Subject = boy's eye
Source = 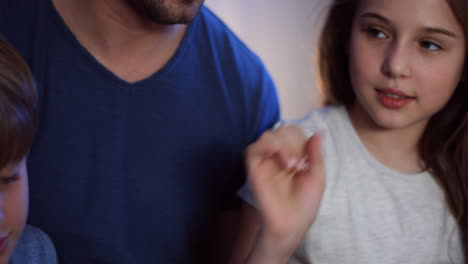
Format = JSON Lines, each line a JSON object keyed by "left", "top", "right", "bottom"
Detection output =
{"left": 420, "top": 40, "right": 442, "bottom": 51}
{"left": 366, "top": 27, "right": 388, "bottom": 39}
{"left": 0, "top": 174, "right": 19, "bottom": 185}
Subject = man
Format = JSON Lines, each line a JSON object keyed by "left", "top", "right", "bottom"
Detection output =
{"left": 0, "top": 0, "right": 280, "bottom": 263}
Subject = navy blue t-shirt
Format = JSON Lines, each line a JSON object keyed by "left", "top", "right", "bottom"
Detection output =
{"left": 0, "top": 0, "right": 280, "bottom": 263}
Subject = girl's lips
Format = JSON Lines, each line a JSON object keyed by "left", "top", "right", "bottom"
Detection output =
{"left": 375, "top": 88, "right": 414, "bottom": 109}
{"left": 0, "top": 236, "right": 8, "bottom": 256}
{"left": 376, "top": 87, "right": 414, "bottom": 98}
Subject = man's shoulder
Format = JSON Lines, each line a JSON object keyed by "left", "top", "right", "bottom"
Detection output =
{"left": 0, "top": 0, "right": 44, "bottom": 61}
{"left": 0, "top": 0, "right": 42, "bottom": 25}
{"left": 196, "top": 6, "right": 236, "bottom": 37}
{"left": 194, "top": 6, "right": 262, "bottom": 65}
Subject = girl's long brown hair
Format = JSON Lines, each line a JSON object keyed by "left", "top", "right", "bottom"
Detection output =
{"left": 0, "top": 35, "right": 37, "bottom": 168}
{"left": 318, "top": 0, "right": 468, "bottom": 262}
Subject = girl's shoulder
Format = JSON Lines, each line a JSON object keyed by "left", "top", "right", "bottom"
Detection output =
{"left": 283, "top": 105, "right": 346, "bottom": 137}
{"left": 10, "top": 225, "right": 58, "bottom": 264}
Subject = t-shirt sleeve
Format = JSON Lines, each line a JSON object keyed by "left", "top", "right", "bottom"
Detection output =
{"left": 11, "top": 225, "right": 58, "bottom": 264}
{"left": 235, "top": 73, "right": 280, "bottom": 206}
{"left": 34, "top": 227, "right": 58, "bottom": 264}
{"left": 248, "top": 67, "right": 281, "bottom": 141}
{"left": 222, "top": 50, "right": 281, "bottom": 210}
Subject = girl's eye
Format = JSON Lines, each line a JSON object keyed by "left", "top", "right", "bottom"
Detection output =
{"left": 366, "top": 27, "right": 388, "bottom": 39}
{"left": 420, "top": 40, "right": 442, "bottom": 51}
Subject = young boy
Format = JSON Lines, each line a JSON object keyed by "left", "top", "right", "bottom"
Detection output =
{"left": 0, "top": 35, "right": 57, "bottom": 264}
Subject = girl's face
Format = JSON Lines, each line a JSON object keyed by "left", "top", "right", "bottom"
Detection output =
{"left": 348, "top": 0, "right": 466, "bottom": 132}
{"left": 0, "top": 158, "right": 28, "bottom": 263}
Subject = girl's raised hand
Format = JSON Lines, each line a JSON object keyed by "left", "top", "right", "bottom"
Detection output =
{"left": 245, "top": 125, "right": 325, "bottom": 256}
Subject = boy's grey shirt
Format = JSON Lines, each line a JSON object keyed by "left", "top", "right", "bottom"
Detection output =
{"left": 10, "top": 225, "right": 57, "bottom": 264}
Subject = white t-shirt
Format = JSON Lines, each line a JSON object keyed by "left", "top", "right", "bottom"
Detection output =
{"left": 239, "top": 106, "right": 463, "bottom": 264}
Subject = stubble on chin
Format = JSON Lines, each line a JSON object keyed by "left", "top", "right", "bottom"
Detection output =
{"left": 126, "top": 0, "right": 204, "bottom": 25}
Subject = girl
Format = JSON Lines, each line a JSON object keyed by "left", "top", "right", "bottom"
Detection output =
{"left": 231, "top": 0, "right": 468, "bottom": 263}
{"left": 0, "top": 35, "right": 57, "bottom": 264}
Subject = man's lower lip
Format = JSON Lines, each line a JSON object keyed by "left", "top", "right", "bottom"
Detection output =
{"left": 376, "top": 91, "right": 413, "bottom": 109}
{"left": 0, "top": 236, "right": 8, "bottom": 256}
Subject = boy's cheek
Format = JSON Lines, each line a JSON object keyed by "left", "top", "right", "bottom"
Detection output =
{"left": 1, "top": 176, "right": 29, "bottom": 262}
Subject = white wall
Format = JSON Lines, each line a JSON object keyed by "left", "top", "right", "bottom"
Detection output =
{"left": 206, "top": 0, "right": 329, "bottom": 119}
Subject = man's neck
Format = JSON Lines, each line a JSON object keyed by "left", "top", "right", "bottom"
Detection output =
{"left": 52, "top": 0, "right": 188, "bottom": 83}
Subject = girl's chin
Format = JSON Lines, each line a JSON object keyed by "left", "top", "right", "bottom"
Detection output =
{"left": 370, "top": 113, "right": 428, "bottom": 132}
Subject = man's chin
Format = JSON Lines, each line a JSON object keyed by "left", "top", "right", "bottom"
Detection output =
{"left": 152, "top": 11, "right": 199, "bottom": 24}
{"left": 128, "top": 0, "right": 204, "bottom": 25}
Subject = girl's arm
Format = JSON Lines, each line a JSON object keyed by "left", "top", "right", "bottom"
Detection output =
{"left": 229, "top": 203, "right": 293, "bottom": 264}
{"left": 228, "top": 202, "right": 262, "bottom": 264}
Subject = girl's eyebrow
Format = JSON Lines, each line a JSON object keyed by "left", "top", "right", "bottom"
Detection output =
{"left": 359, "top": 12, "right": 390, "bottom": 24}
{"left": 424, "top": 28, "right": 457, "bottom": 39}
{"left": 359, "top": 12, "right": 458, "bottom": 39}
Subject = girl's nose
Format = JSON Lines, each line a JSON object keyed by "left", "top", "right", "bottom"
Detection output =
{"left": 381, "top": 42, "right": 412, "bottom": 79}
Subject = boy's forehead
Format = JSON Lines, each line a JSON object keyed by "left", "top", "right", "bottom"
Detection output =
{"left": 0, "top": 159, "right": 24, "bottom": 175}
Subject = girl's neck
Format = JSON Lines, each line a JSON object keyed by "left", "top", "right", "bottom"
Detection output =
{"left": 347, "top": 104, "right": 427, "bottom": 174}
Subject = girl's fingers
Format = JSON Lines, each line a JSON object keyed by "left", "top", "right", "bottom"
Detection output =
{"left": 301, "top": 133, "right": 325, "bottom": 196}
{"left": 306, "top": 133, "right": 324, "bottom": 175}
{"left": 247, "top": 125, "right": 308, "bottom": 171}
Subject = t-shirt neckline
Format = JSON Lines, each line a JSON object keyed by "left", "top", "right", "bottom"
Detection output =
{"left": 46, "top": 0, "right": 198, "bottom": 87}
{"left": 337, "top": 106, "right": 428, "bottom": 179}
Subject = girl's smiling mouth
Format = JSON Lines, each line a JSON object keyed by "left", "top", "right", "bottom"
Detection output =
{"left": 375, "top": 88, "right": 415, "bottom": 109}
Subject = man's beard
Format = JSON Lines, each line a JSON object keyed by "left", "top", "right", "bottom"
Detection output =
{"left": 127, "top": 0, "right": 204, "bottom": 24}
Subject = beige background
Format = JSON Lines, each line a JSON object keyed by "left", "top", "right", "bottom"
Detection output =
{"left": 206, "top": 0, "right": 330, "bottom": 119}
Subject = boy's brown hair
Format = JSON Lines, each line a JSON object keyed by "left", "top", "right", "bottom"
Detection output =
{"left": 0, "top": 35, "right": 37, "bottom": 168}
